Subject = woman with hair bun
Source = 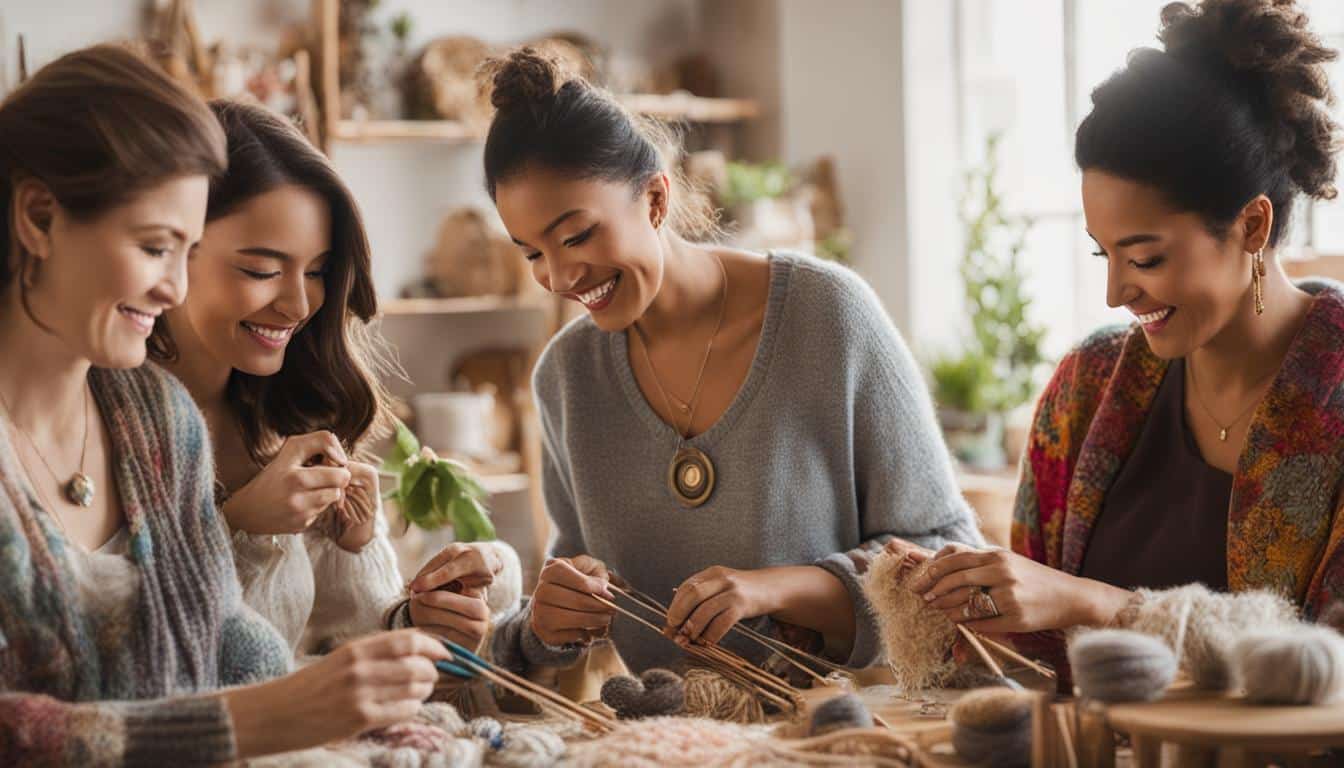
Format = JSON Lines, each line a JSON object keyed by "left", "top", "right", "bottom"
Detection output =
{"left": 913, "top": 0, "right": 1344, "bottom": 672}
{"left": 479, "top": 48, "right": 983, "bottom": 677}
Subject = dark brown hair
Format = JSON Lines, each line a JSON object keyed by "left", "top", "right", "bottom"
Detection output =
{"left": 149, "top": 100, "right": 397, "bottom": 464}
{"left": 0, "top": 44, "right": 227, "bottom": 322}
{"left": 480, "top": 47, "right": 717, "bottom": 239}
{"left": 1076, "top": 0, "right": 1339, "bottom": 247}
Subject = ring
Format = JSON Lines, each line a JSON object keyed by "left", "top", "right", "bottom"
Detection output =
{"left": 969, "top": 586, "right": 1000, "bottom": 619}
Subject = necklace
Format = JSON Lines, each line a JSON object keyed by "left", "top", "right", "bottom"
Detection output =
{"left": 0, "top": 381, "right": 96, "bottom": 507}
{"left": 1186, "top": 357, "right": 1276, "bottom": 442}
{"left": 633, "top": 252, "right": 728, "bottom": 508}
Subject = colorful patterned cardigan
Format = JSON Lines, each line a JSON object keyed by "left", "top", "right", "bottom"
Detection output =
{"left": 0, "top": 364, "right": 292, "bottom": 766}
{"left": 1011, "top": 280, "right": 1344, "bottom": 677}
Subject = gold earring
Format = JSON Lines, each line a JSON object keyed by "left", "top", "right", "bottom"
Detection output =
{"left": 1252, "top": 248, "right": 1266, "bottom": 316}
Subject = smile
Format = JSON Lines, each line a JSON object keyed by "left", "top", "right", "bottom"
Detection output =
{"left": 574, "top": 275, "right": 619, "bottom": 310}
{"left": 241, "top": 321, "right": 296, "bottom": 349}
{"left": 118, "top": 304, "right": 159, "bottom": 335}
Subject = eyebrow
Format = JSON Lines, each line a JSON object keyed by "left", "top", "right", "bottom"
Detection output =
{"left": 132, "top": 224, "right": 187, "bottom": 243}
{"left": 510, "top": 209, "right": 584, "bottom": 248}
{"left": 236, "top": 247, "right": 291, "bottom": 261}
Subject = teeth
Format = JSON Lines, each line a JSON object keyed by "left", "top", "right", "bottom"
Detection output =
{"left": 120, "top": 306, "right": 156, "bottom": 321}
{"left": 1136, "top": 307, "right": 1173, "bottom": 325}
{"left": 243, "top": 322, "right": 293, "bottom": 341}
{"left": 579, "top": 277, "right": 617, "bottom": 306}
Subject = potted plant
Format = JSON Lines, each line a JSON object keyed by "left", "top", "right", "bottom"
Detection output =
{"left": 381, "top": 420, "right": 496, "bottom": 541}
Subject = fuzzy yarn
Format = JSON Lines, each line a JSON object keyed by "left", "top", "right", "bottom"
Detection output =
{"left": 862, "top": 551, "right": 958, "bottom": 692}
{"left": 809, "top": 693, "right": 873, "bottom": 736}
{"left": 600, "top": 668, "right": 686, "bottom": 719}
{"left": 1068, "top": 629, "right": 1176, "bottom": 703}
{"left": 682, "top": 667, "right": 766, "bottom": 723}
{"left": 1234, "top": 624, "right": 1344, "bottom": 705}
{"left": 1122, "top": 584, "right": 1298, "bottom": 689}
{"left": 948, "top": 688, "right": 1033, "bottom": 768}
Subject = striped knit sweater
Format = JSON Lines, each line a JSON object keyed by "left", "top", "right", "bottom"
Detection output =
{"left": 0, "top": 364, "right": 292, "bottom": 766}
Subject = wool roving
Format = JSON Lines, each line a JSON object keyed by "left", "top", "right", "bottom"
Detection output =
{"left": 1234, "top": 624, "right": 1344, "bottom": 705}
{"left": 600, "top": 668, "right": 686, "bottom": 719}
{"left": 1068, "top": 629, "right": 1176, "bottom": 702}
{"left": 862, "top": 550, "right": 958, "bottom": 692}
{"left": 948, "top": 688, "right": 1033, "bottom": 768}
{"left": 808, "top": 693, "right": 874, "bottom": 736}
{"left": 682, "top": 667, "right": 767, "bottom": 723}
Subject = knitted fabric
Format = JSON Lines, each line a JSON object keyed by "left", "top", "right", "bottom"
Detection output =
{"left": 1011, "top": 281, "right": 1344, "bottom": 683}
{"left": 0, "top": 364, "right": 291, "bottom": 765}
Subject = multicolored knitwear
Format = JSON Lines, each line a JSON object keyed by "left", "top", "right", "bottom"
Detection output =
{"left": 0, "top": 364, "right": 292, "bottom": 766}
{"left": 1011, "top": 280, "right": 1344, "bottom": 680}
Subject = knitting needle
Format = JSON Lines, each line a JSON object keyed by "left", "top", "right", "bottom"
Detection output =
{"left": 441, "top": 640, "right": 614, "bottom": 731}
{"left": 956, "top": 625, "right": 1024, "bottom": 691}
{"left": 974, "top": 632, "right": 1056, "bottom": 680}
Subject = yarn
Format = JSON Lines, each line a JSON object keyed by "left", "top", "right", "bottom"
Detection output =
{"left": 948, "top": 688, "right": 1033, "bottom": 768}
{"left": 1234, "top": 624, "right": 1344, "bottom": 705}
{"left": 600, "top": 668, "right": 686, "bottom": 719}
{"left": 467, "top": 717, "right": 504, "bottom": 748}
{"left": 1068, "top": 629, "right": 1176, "bottom": 703}
{"left": 809, "top": 693, "right": 874, "bottom": 736}
{"left": 682, "top": 667, "right": 767, "bottom": 723}
{"left": 418, "top": 702, "right": 469, "bottom": 736}
{"left": 1122, "top": 584, "right": 1298, "bottom": 690}
{"left": 862, "top": 550, "right": 958, "bottom": 692}
{"left": 488, "top": 724, "right": 567, "bottom": 768}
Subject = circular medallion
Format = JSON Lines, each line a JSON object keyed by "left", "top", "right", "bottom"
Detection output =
{"left": 65, "top": 473, "right": 95, "bottom": 507}
{"left": 667, "top": 446, "right": 715, "bottom": 508}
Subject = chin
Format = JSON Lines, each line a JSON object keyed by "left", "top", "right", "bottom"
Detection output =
{"left": 236, "top": 354, "right": 285, "bottom": 378}
{"left": 91, "top": 342, "right": 149, "bottom": 370}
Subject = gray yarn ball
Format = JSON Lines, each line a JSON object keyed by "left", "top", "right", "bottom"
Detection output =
{"left": 1069, "top": 629, "right": 1176, "bottom": 703}
{"left": 809, "top": 693, "right": 874, "bottom": 736}
{"left": 1235, "top": 625, "right": 1344, "bottom": 705}
{"left": 949, "top": 688, "right": 1033, "bottom": 768}
{"left": 600, "top": 668, "right": 686, "bottom": 719}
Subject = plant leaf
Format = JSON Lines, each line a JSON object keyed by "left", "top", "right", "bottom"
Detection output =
{"left": 451, "top": 495, "right": 496, "bottom": 542}
{"left": 383, "top": 420, "right": 421, "bottom": 475}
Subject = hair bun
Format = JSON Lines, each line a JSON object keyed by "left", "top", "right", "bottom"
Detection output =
{"left": 1159, "top": 0, "right": 1339, "bottom": 199}
{"left": 481, "top": 47, "right": 569, "bottom": 120}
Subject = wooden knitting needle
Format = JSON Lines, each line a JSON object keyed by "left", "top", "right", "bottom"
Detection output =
{"left": 974, "top": 632, "right": 1056, "bottom": 680}
{"left": 956, "top": 624, "right": 1005, "bottom": 678}
{"left": 442, "top": 640, "right": 614, "bottom": 731}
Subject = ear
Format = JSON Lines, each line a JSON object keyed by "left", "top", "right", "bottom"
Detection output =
{"left": 11, "top": 177, "right": 57, "bottom": 261}
{"left": 1238, "top": 194, "right": 1274, "bottom": 255}
{"left": 643, "top": 173, "right": 671, "bottom": 230}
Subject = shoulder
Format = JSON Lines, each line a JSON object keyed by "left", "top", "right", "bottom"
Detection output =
{"left": 532, "top": 314, "right": 608, "bottom": 415}
{"left": 772, "top": 250, "right": 888, "bottom": 322}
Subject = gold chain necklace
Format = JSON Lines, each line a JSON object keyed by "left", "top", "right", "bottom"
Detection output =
{"left": 0, "top": 381, "right": 96, "bottom": 506}
{"left": 1186, "top": 358, "right": 1276, "bottom": 442}
{"left": 633, "top": 252, "right": 728, "bottom": 507}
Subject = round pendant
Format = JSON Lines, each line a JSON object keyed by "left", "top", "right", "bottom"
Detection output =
{"left": 65, "top": 473, "right": 95, "bottom": 507}
{"left": 667, "top": 446, "right": 715, "bottom": 508}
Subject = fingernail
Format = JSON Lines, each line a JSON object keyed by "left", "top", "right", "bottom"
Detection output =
{"left": 924, "top": 592, "right": 936, "bottom": 602}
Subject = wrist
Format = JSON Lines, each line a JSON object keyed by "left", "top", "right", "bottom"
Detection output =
{"left": 1072, "top": 576, "right": 1133, "bottom": 628}
{"left": 222, "top": 681, "right": 298, "bottom": 758}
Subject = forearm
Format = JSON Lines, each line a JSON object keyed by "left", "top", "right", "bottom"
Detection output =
{"left": 1073, "top": 576, "right": 1141, "bottom": 629}
{"left": 759, "top": 565, "right": 856, "bottom": 654}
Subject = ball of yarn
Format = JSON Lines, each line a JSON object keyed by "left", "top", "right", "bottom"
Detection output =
{"left": 1069, "top": 629, "right": 1176, "bottom": 703}
{"left": 809, "top": 693, "right": 874, "bottom": 736}
{"left": 467, "top": 716, "right": 504, "bottom": 748}
{"left": 600, "top": 668, "right": 686, "bottom": 719}
{"left": 861, "top": 550, "right": 958, "bottom": 692}
{"left": 949, "top": 688, "right": 1033, "bottom": 768}
{"left": 492, "top": 723, "right": 568, "bottom": 768}
{"left": 1235, "top": 624, "right": 1344, "bottom": 705}
{"left": 682, "top": 667, "right": 766, "bottom": 723}
{"left": 416, "top": 702, "right": 467, "bottom": 736}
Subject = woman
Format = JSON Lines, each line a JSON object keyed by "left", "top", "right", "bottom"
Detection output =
{"left": 0, "top": 45, "right": 447, "bottom": 764}
{"left": 151, "top": 100, "right": 521, "bottom": 656}
{"left": 481, "top": 49, "right": 983, "bottom": 676}
{"left": 912, "top": 0, "right": 1344, "bottom": 674}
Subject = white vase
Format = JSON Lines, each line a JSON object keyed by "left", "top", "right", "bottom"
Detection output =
{"left": 412, "top": 392, "right": 494, "bottom": 459}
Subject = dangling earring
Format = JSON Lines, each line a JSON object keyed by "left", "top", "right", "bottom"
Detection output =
{"left": 1252, "top": 248, "right": 1266, "bottom": 316}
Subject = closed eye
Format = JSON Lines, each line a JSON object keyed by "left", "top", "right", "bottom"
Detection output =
{"left": 563, "top": 224, "right": 597, "bottom": 248}
{"left": 239, "top": 267, "right": 280, "bottom": 280}
{"left": 141, "top": 245, "right": 171, "bottom": 258}
{"left": 1130, "top": 255, "right": 1166, "bottom": 270}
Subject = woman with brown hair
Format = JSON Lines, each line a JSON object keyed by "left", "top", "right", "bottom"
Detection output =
{"left": 0, "top": 45, "right": 450, "bottom": 764}
{"left": 151, "top": 100, "right": 521, "bottom": 656}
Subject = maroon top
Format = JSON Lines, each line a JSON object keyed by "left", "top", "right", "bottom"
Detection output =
{"left": 1080, "top": 358, "right": 1231, "bottom": 591}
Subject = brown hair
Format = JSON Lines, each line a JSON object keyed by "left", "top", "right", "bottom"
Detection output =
{"left": 148, "top": 100, "right": 397, "bottom": 464}
{"left": 480, "top": 47, "right": 718, "bottom": 240}
{"left": 0, "top": 43, "right": 227, "bottom": 322}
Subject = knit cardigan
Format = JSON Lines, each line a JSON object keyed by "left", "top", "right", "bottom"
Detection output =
{"left": 0, "top": 364, "right": 292, "bottom": 766}
{"left": 1012, "top": 280, "right": 1344, "bottom": 672}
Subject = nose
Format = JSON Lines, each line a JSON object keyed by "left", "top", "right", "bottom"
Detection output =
{"left": 545, "top": 252, "right": 587, "bottom": 295}
{"left": 1104, "top": 257, "right": 1136, "bottom": 309}
{"left": 152, "top": 249, "right": 190, "bottom": 307}
{"left": 274, "top": 272, "right": 311, "bottom": 322}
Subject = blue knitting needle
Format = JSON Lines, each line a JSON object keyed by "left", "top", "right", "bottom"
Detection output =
{"left": 435, "top": 659, "right": 476, "bottom": 679}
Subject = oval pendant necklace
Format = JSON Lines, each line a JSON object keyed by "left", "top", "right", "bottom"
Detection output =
{"left": 0, "top": 380, "right": 96, "bottom": 509}
{"left": 634, "top": 253, "right": 728, "bottom": 508}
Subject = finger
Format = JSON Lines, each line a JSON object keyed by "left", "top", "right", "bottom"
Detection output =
{"left": 360, "top": 629, "right": 451, "bottom": 662}
{"left": 569, "top": 554, "right": 609, "bottom": 582}
{"left": 700, "top": 607, "right": 743, "bottom": 646}
{"left": 540, "top": 558, "right": 613, "bottom": 600}
{"left": 355, "top": 657, "right": 441, "bottom": 687}
{"left": 416, "top": 624, "right": 487, "bottom": 651}
{"left": 412, "top": 549, "right": 494, "bottom": 593}
{"left": 928, "top": 585, "right": 977, "bottom": 610}
{"left": 346, "top": 461, "right": 379, "bottom": 485}
{"left": 297, "top": 466, "right": 353, "bottom": 491}
{"left": 923, "top": 565, "right": 1003, "bottom": 602}
{"left": 666, "top": 572, "right": 728, "bottom": 630}
{"left": 282, "top": 431, "right": 349, "bottom": 467}
{"left": 532, "top": 603, "right": 614, "bottom": 634}
{"left": 908, "top": 550, "right": 997, "bottom": 592}
{"left": 533, "top": 583, "right": 617, "bottom": 616}
{"left": 412, "top": 590, "right": 490, "bottom": 622}
{"left": 678, "top": 590, "right": 735, "bottom": 642}
{"left": 301, "top": 487, "right": 345, "bottom": 515}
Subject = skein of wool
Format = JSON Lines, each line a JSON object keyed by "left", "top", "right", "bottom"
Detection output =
{"left": 809, "top": 693, "right": 874, "bottom": 736}
{"left": 1234, "top": 624, "right": 1344, "bottom": 705}
{"left": 487, "top": 725, "right": 567, "bottom": 768}
{"left": 563, "top": 717, "right": 774, "bottom": 768}
{"left": 1068, "top": 629, "right": 1176, "bottom": 702}
{"left": 948, "top": 688, "right": 1034, "bottom": 768}
{"left": 1121, "top": 584, "right": 1298, "bottom": 689}
{"left": 600, "top": 668, "right": 686, "bottom": 719}
{"left": 682, "top": 667, "right": 767, "bottom": 723}
{"left": 862, "top": 550, "right": 958, "bottom": 692}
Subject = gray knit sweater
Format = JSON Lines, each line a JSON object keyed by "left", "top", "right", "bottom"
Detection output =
{"left": 493, "top": 251, "right": 983, "bottom": 675}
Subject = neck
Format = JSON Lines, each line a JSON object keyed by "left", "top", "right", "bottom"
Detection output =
{"left": 0, "top": 289, "right": 91, "bottom": 442}
{"left": 637, "top": 235, "right": 724, "bottom": 340}
{"left": 1189, "top": 257, "right": 1312, "bottom": 393}
{"left": 158, "top": 310, "right": 232, "bottom": 414}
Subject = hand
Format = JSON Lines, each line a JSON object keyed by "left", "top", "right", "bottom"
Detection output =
{"left": 408, "top": 542, "right": 503, "bottom": 594}
{"left": 222, "top": 431, "right": 350, "bottom": 536}
{"left": 529, "top": 555, "right": 615, "bottom": 646}
{"left": 907, "top": 544, "right": 1131, "bottom": 633}
{"left": 664, "top": 566, "right": 773, "bottom": 647}
{"left": 224, "top": 629, "right": 448, "bottom": 758}
{"left": 408, "top": 585, "right": 491, "bottom": 652}
{"left": 334, "top": 461, "right": 380, "bottom": 552}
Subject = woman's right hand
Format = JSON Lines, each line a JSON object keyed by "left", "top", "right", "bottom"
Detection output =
{"left": 221, "top": 431, "right": 351, "bottom": 536}
{"left": 529, "top": 555, "right": 616, "bottom": 646}
{"left": 224, "top": 629, "right": 449, "bottom": 758}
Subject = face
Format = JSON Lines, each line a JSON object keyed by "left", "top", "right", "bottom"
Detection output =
{"left": 169, "top": 184, "right": 330, "bottom": 376}
{"left": 494, "top": 167, "right": 666, "bottom": 332}
{"left": 16, "top": 175, "right": 209, "bottom": 369}
{"left": 1081, "top": 170, "right": 1266, "bottom": 359}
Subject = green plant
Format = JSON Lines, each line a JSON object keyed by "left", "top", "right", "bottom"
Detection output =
{"left": 721, "top": 161, "right": 794, "bottom": 207}
{"left": 929, "top": 349, "right": 995, "bottom": 415}
{"left": 382, "top": 421, "right": 496, "bottom": 540}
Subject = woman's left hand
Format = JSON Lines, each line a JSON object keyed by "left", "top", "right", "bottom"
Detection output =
{"left": 334, "top": 462, "right": 380, "bottom": 552}
{"left": 664, "top": 566, "right": 773, "bottom": 646}
{"left": 907, "top": 544, "right": 1130, "bottom": 633}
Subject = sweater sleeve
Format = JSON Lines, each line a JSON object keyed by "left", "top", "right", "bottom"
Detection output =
{"left": 810, "top": 269, "right": 984, "bottom": 668}
{"left": 300, "top": 505, "right": 405, "bottom": 654}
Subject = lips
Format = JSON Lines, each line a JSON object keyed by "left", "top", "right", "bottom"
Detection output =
{"left": 118, "top": 304, "right": 158, "bottom": 335}
{"left": 241, "top": 321, "right": 297, "bottom": 350}
{"left": 569, "top": 275, "right": 619, "bottom": 311}
{"left": 1133, "top": 306, "right": 1175, "bottom": 333}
